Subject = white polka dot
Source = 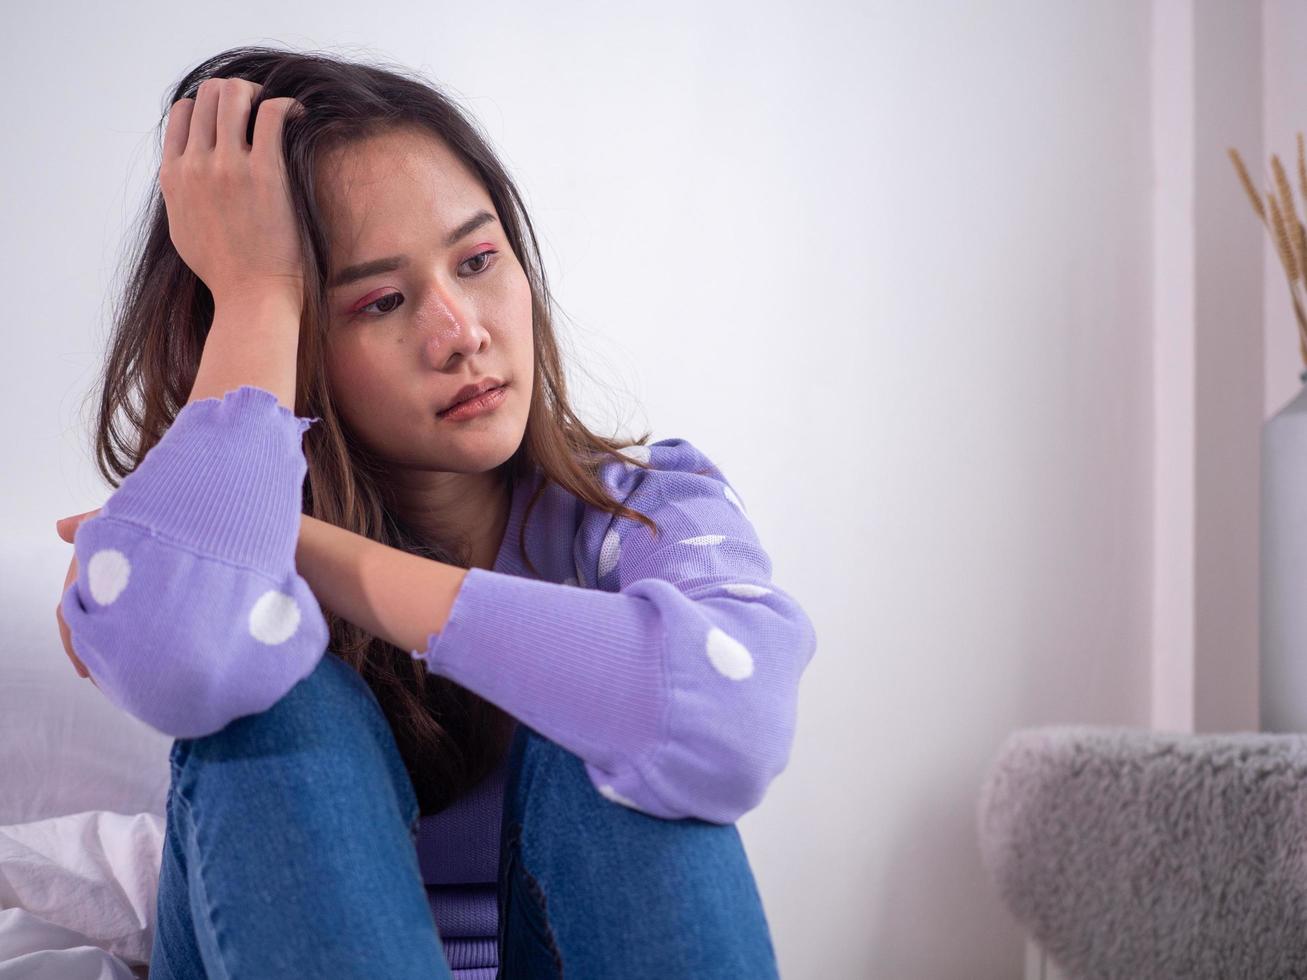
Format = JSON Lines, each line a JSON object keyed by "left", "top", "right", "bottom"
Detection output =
{"left": 598, "top": 527, "right": 621, "bottom": 579}
{"left": 705, "top": 627, "right": 754, "bottom": 680}
{"left": 248, "top": 590, "right": 301, "bottom": 645}
{"left": 87, "top": 549, "right": 130, "bottom": 605}
{"left": 616, "top": 444, "right": 652, "bottom": 466}
{"left": 598, "top": 783, "right": 641, "bottom": 809}
{"left": 723, "top": 484, "right": 747, "bottom": 514}
{"left": 720, "top": 583, "right": 773, "bottom": 598}
{"left": 680, "top": 534, "right": 726, "bottom": 546}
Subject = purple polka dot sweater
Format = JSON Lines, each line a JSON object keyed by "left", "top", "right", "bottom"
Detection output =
{"left": 60, "top": 384, "right": 818, "bottom": 825}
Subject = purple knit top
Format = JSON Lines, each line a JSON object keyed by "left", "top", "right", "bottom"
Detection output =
{"left": 59, "top": 384, "right": 818, "bottom": 970}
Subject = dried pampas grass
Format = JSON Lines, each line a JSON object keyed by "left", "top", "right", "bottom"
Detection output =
{"left": 1229, "top": 138, "right": 1307, "bottom": 367}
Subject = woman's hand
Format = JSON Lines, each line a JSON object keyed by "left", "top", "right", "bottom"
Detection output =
{"left": 159, "top": 77, "right": 306, "bottom": 307}
{"left": 55, "top": 508, "right": 102, "bottom": 687}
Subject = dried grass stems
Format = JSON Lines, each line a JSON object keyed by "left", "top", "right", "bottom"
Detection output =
{"left": 1230, "top": 137, "right": 1307, "bottom": 367}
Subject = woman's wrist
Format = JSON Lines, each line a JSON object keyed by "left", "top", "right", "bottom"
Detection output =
{"left": 188, "top": 290, "right": 303, "bottom": 412}
{"left": 295, "top": 513, "right": 469, "bottom": 653}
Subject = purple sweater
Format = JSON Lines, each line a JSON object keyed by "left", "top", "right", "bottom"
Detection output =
{"left": 60, "top": 384, "right": 817, "bottom": 961}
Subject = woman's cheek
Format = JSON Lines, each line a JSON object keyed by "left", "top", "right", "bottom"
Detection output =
{"left": 509, "top": 272, "right": 534, "bottom": 341}
{"left": 327, "top": 342, "right": 388, "bottom": 413}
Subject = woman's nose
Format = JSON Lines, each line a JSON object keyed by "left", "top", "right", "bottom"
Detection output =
{"left": 419, "top": 294, "right": 489, "bottom": 362}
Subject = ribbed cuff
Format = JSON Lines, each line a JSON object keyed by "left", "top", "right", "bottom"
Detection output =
{"left": 102, "top": 385, "right": 320, "bottom": 575}
{"left": 410, "top": 567, "right": 669, "bottom": 772}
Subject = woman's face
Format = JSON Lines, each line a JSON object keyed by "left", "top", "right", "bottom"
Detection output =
{"left": 317, "top": 127, "right": 534, "bottom": 478}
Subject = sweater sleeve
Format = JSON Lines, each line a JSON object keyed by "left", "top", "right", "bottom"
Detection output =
{"left": 410, "top": 438, "right": 818, "bottom": 824}
{"left": 58, "top": 385, "right": 329, "bottom": 739}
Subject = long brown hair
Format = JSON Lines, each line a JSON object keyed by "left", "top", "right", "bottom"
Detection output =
{"left": 83, "top": 45, "right": 669, "bottom": 817}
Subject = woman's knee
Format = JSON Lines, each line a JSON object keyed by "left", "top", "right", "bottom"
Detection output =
{"left": 171, "top": 652, "right": 417, "bottom": 824}
{"left": 182, "top": 652, "right": 364, "bottom": 743}
{"left": 504, "top": 723, "right": 744, "bottom": 842}
{"left": 505, "top": 725, "right": 764, "bottom": 898}
{"left": 500, "top": 725, "right": 778, "bottom": 975}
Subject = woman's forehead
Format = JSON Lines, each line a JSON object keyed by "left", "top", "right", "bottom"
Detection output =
{"left": 319, "top": 133, "right": 482, "bottom": 228}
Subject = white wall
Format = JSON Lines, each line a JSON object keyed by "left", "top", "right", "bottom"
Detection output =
{"left": 807, "top": 4, "right": 1153, "bottom": 975}
{"left": 1152, "top": 0, "right": 1263, "bottom": 736}
{"left": 6, "top": 1, "right": 1191, "bottom": 977}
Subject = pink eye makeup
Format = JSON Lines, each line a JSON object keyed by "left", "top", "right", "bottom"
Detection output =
{"left": 350, "top": 290, "right": 405, "bottom": 317}
{"left": 343, "top": 247, "right": 500, "bottom": 319}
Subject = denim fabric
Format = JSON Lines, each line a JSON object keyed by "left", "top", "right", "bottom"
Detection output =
{"left": 148, "top": 651, "right": 780, "bottom": 978}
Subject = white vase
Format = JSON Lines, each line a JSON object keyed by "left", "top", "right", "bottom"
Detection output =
{"left": 1260, "top": 373, "right": 1307, "bottom": 732}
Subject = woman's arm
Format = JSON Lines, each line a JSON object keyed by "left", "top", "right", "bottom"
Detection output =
{"left": 294, "top": 513, "right": 469, "bottom": 655}
{"left": 59, "top": 385, "right": 327, "bottom": 738}
{"left": 186, "top": 290, "right": 301, "bottom": 412}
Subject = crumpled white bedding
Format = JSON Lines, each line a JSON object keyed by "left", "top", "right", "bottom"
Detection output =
{"left": 0, "top": 810, "right": 163, "bottom": 979}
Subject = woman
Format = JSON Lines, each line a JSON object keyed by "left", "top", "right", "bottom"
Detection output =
{"left": 54, "top": 45, "right": 817, "bottom": 978}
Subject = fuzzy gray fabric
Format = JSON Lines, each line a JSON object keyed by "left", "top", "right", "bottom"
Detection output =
{"left": 976, "top": 726, "right": 1307, "bottom": 979}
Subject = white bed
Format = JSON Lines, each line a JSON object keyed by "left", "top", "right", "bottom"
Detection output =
{"left": 2, "top": 537, "right": 172, "bottom": 979}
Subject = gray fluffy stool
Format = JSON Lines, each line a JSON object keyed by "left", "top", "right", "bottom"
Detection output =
{"left": 977, "top": 726, "right": 1307, "bottom": 979}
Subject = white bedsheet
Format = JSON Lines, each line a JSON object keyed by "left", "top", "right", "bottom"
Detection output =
{"left": 0, "top": 810, "right": 162, "bottom": 978}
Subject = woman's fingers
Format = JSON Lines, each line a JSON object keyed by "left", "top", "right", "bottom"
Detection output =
{"left": 55, "top": 564, "right": 94, "bottom": 684}
{"left": 187, "top": 76, "right": 222, "bottom": 154}
{"left": 216, "top": 79, "right": 263, "bottom": 158}
{"left": 250, "top": 94, "right": 299, "bottom": 173}
{"left": 55, "top": 507, "right": 102, "bottom": 543}
{"left": 164, "top": 78, "right": 269, "bottom": 168}
{"left": 55, "top": 539, "right": 98, "bottom": 687}
{"left": 162, "top": 97, "right": 194, "bottom": 166}
{"left": 55, "top": 600, "right": 88, "bottom": 678}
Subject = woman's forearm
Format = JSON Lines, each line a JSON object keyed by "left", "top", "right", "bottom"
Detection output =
{"left": 180, "top": 292, "right": 466, "bottom": 652}
{"left": 186, "top": 290, "right": 302, "bottom": 412}
{"left": 294, "top": 513, "right": 469, "bottom": 654}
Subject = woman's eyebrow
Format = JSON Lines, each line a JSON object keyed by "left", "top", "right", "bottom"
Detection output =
{"left": 327, "top": 210, "right": 498, "bottom": 290}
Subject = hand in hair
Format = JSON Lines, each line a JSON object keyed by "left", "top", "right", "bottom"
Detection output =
{"left": 159, "top": 76, "right": 306, "bottom": 307}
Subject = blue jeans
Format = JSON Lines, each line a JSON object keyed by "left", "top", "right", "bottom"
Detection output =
{"left": 147, "top": 651, "right": 781, "bottom": 978}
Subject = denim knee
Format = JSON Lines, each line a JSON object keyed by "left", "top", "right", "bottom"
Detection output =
{"left": 503, "top": 722, "right": 652, "bottom": 837}
{"left": 498, "top": 724, "right": 780, "bottom": 978}
{"left": 170, "top": 651, "right": 420, "bottom": 833}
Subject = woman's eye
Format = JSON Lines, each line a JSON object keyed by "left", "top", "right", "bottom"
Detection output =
{"left": 351, "top": 249, "right": 499, "bottom": 319}
{"left": 355, "top": 292, "right": 405, "bottom": 317}
{"left": 461, "top": 248, "right": 498, "bottom": 276}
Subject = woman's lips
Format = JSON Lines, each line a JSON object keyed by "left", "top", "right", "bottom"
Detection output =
{"left": 438, "top": 383, "right": 507, "bottom": 420}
